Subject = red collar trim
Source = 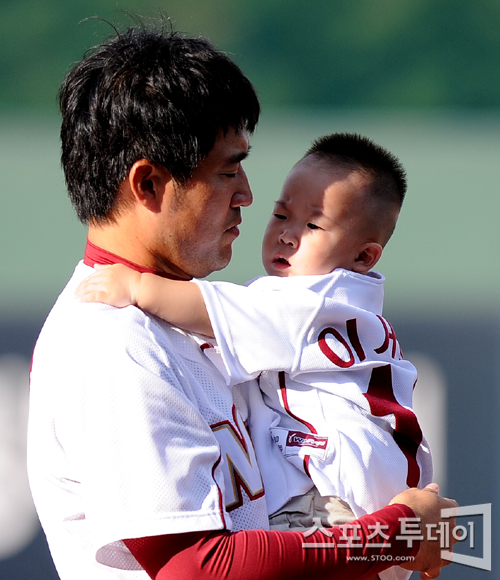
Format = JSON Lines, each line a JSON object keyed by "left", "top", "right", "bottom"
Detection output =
{"left": 84, "top": 240, "right": 184, "bottom": 279}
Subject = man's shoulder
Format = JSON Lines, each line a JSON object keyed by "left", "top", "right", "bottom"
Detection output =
{"left": 36, "top": 262, "right": 200, "bottom": 363}
{"left": 31, "top": 280, "right": 214, "bottom": 410}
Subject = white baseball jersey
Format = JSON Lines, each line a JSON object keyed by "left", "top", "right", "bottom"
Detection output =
{"left": 27, "top": 261, "right": 269, "bottom": 580}
{"left": 195, "top": 269, "right": 433, "bottom": 519}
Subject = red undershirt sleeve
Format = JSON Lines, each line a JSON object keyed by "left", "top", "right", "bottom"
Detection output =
{"left": 123, "top": 504, "right": 419, "bottom": 580}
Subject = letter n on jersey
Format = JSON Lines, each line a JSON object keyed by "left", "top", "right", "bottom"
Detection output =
{"left": 211, "top": 406, "right": 265, "bottom": 511}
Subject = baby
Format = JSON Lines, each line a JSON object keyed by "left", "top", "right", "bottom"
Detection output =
{"left": 77, "top": 133, "right": 432, "bottom": 580}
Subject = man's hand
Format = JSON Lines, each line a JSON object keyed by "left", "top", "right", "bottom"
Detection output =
{"left": 75, "top": 264, "right": 142, "bottom": 308}
{"left": 390, "top": 483, "right": 458, "bottom": 579}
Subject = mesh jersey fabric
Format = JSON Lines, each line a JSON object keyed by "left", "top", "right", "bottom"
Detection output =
{"left": 27, "top": 261, "right": 268, "bottom": 579}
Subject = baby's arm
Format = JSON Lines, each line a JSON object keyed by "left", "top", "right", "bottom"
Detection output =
{"left": 76, "top": 264, "right": 214, "bottom": 337}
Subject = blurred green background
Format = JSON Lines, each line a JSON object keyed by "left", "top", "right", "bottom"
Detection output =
{"left": 1, "top": 0, "right": 500, "bottom": 322}
{"left": 0, "top": 1, "right": 498, "bottom": 578}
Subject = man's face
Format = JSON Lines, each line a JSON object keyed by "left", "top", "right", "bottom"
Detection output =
{"left": 153, "top": 128, "right": 252, "bottom": 279}
{"left": 262, "top": 158, "right": 370, "bottom": 277}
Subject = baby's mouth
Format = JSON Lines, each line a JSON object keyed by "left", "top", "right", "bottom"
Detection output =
{"left": 273, "top": 256, "right": 291, "bottom": 268}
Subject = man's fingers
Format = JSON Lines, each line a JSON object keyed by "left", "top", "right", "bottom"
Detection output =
{"left": 420, "top": 571, "right": 440, "bottom": 580}
{"left": 423, "top": 483, "right": 439, "bottom": 494}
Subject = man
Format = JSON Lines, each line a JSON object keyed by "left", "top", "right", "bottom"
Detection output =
{"left": 28, "top": 24, "right": 456, "bottom": 580}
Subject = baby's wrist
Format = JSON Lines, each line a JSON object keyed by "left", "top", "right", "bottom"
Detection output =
{"left": 130, "top": 271, "right": 143, "bottom": 306}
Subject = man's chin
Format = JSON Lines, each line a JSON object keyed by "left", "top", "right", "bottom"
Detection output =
{"left": 209, "top": 256, "right": 232, "bottom": 276}
{"left": 191, "top": 250, "right": 232, "bottom": 279}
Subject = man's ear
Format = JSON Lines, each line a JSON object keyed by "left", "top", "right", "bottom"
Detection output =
{"left": 128, "top": 159, "right": 172, "bottom": 213}
{"left": 352, "top": 242, "right": 383, "bottom": 274}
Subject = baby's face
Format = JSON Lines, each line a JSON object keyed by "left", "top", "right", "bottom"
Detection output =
{"left": 262, "top": 158, "right": 370, "bottom": 277}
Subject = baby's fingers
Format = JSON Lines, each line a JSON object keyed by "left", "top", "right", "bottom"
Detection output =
{"left": 78, "top": 289, "right": 114, "bottom": 305}
{"left": 75, "top": 277, "right": 109, "bottom": 302}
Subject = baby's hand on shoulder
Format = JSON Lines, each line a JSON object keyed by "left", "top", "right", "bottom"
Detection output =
{"left": 75, "top": 264, "right": 141, "bottom": 308}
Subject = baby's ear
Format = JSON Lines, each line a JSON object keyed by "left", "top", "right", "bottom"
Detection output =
{"left": 353, "top": 242, "right": 383, "bottom": 274}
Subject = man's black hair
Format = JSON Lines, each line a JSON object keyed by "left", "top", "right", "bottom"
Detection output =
{"left": 59, "top": 23, "right": 260, "bottom": 224}
{"left": 305, "top": 133, "right": 407, "bottom": 209}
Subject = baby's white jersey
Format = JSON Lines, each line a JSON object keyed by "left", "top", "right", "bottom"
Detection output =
{"left": 27, "top": 261, "right": 269, "bottom": 580}
{"left": 195, "top": 269, "right": 433, "bottom": 520}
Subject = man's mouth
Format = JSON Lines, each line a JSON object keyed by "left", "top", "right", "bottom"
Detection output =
{"left": 225, "top": 219, "right": 242, "bottom": 236}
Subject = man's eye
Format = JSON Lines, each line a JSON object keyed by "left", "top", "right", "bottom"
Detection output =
{"left": 307, "top": 223, "right": 320, "bottom": 230}
{"left": 274, "top": 213, "right": 287, "bottom": 220}
{"left": 222, "top": 173, "right": 237, "bottom": 178}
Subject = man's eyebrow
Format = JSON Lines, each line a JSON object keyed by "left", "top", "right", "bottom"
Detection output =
{"left": 227, "top": 146, "right": 251, "bottom": 165}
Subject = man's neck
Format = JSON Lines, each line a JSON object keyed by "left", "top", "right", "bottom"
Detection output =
{"left": 87, "top": 226, "right": 189, "bottom": 279}
{"left": 88, "top": 224, "right": 149, "bottom": 267}
{"left": 84, "top": 239, "right": 187, "bottom": 280}
{"left": 83, "top": 239, "right": 158, "bottom": 273}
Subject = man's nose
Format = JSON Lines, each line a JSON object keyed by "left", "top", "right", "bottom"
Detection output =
{"left": 230, "top": 167, "right": 253, "bottom": 208}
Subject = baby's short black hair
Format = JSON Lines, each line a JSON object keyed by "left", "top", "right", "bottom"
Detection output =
{"left": 304, "top": 133, "right": 407, "bottom": 244}
{"left": 305, "top": 132, "right": 406, "bottom": 209}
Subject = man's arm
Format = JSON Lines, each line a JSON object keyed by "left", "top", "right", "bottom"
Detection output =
{"left": 390, "top": 484, "right": 456, "bottom": 579}
{"left": 124, "top": 486, "right": 457, "bottom": 580}
{"left": 76, "top": 264, "right": 214, "bottom": 336}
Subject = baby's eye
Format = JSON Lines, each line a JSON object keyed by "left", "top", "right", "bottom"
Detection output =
{"left": 222, "top": 173, "right": 237, "bottom": 178}
{"left": 307, "top": 223, "right": 320, "bottom": 230}
{"left": 274, "top": 213, "right": 287, "bottom": 220}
